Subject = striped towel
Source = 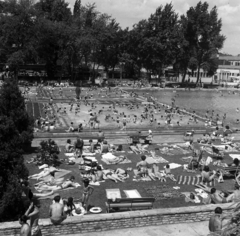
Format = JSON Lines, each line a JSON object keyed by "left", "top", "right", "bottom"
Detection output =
{"left": 177, "top": 175, "right": 215, "bottom": 186}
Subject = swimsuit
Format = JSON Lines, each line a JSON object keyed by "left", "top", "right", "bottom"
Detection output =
{"left": 31, "top": 225, "right": 41, "bottom": 236}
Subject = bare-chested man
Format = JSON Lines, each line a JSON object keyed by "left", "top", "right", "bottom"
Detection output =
{"left": 209, "top": 207, "right": 227, "bottom": 233}
{"left": 19, "top": 215, "right": 31, "bottom": 236}
{"left": 49, "top": 195, "right": 66, "bottom": 225}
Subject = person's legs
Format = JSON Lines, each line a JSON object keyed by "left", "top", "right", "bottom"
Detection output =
{"left": 106, "top": 175, "right": 118, "bottom": 183}
{"left": 33, "top": 190, "right": 54, "bottom": 197}
{"left": 112, "top": 174, "right": 125, "bottom": 182}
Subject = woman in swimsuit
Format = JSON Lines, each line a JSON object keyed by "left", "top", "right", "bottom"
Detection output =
{"left": 82, "top": 178, "right": 94, "bottom": 209}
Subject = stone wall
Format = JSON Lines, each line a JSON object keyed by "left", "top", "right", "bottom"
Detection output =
{"left": 0, "top": 203, "right": 236, "bottom": 236}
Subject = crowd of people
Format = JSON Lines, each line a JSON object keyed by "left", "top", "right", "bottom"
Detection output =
{"left": 17, "top": 83, "right": 240, "bottom": 236}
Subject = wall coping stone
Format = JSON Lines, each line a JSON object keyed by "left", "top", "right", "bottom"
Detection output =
{"left": 0, "top": 202, "right": 237, "bottom": 230}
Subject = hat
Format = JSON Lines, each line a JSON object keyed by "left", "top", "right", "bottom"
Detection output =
{"left": 149, "top": 130, "right": 152, "bottom": 133}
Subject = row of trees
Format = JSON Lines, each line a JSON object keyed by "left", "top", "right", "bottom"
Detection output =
{"left": 0, "top": 78, "right": 34, "bottom": 221}
{"left": 0, "top": 0, "right": 225, "bottom": 83}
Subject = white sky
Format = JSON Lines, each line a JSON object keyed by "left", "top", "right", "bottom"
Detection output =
{"left": 66, "top": 0, "right": 240, "bottom": 55}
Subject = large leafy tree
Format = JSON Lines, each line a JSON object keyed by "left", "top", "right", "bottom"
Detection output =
{"left": 144, "top": 3, "right": 180, "bottom": 80}
{"left": 0, "top": 0, "right": 37, "bottom": 77}
{"left": 182, "top": 1, "right": 226, "bottom": 83}
{"left": 0, "top": 78, "right": 34, "bottom": 148}
{"left": 0, "top": 116, "right": 29, "bottom": 221}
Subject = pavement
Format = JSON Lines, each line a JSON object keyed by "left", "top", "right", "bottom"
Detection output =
{"left": 63, "top": 221, "right": 210, "bottom": 236}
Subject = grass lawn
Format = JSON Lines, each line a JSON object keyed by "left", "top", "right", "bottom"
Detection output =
{"left": 24, "top": 142, "right": 237, "bottom": 219}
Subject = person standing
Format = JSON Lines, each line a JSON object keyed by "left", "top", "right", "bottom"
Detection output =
{"left": 82, "top": 178, "right": 94, "bottom": 210}
{"left": 19, "top": 215, "right": 31, "bottom": 236}
{"left": 24, "top": 201, "right": 42, "bottom": 236}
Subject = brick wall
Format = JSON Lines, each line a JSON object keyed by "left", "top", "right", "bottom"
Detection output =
{"left": 0, "top": 203, "right": 236, "bottom": 236}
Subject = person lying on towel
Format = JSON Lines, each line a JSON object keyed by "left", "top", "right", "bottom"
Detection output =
{"left": 35, "top": 176, "right": 77, "bottom": 192}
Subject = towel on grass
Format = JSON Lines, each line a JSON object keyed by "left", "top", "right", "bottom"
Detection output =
{"left": 177, "top": 175, "right": 215, "bottom": 186}
{"left": 168, "top": 163, "right": 182, "bottom": 169}
{"left": 229, "top": 154, "right": 240, "bottom": 160}
{"left": 144, "top": 185, "right": 183, "bottom": 200}
{"left": 124, "top": 190, "right": 141, "bottom": 198}
{"left": 106, "top": 189, "right": 121, "bottom": 200}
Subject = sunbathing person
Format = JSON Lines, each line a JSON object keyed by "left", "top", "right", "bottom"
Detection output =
{"left": 136, "top": 143, "right": 149, "bottom": 153}
{"left": 21, "top": 180, "right": 55, "bottom": 198}
{"left": 114, "top": 168, "right": 128, "bottom": 179}
{"left": 100, "top": 140, "right": 110, "bottom": 154}
{"left": 35, "top": 176, "right": 77, "bottom": 192}
{"left": 65, "top": 139, "right": 74, "bottom": 153}
{"left": 226, "top": 186, "right": 240, "bottom": 202}
{"left": 102, "top": 169, "right": 126, "bottom": 183}
{"left": 129, "top": 144, "right": 141, "bottom": 154}
{"left": 29, "top": 167, "right": 61, "bottom": 181}
{"left": 201, "top": 166, "right": 217, "bottom": 185}
{"left": 147, "top": 167, "right": 157, "bottom": 181}
{"left": 152, "top": 163, "right": 166, "bottom": 182}
{"left": 136, "top": 155, "right": 148, "bottom": 177}
{"left": 210, "top": 188, "right": 228, "bottom": 204}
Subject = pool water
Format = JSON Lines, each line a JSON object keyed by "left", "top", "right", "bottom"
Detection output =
{"left": 131, "top": 89, "right": 240, "bottom": 126}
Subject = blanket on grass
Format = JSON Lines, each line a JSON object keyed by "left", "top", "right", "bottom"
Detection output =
{"left": 144, "top": 185, "right": 183, "bottom": 200}
{"left": 177, "top": 175, "right": 215, "bottom": 186}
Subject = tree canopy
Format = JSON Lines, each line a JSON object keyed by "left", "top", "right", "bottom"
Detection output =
{"left": 0, "top": 0, "right": 226, "bottom": 81}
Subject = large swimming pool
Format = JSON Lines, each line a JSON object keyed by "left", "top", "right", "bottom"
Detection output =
{"left": 130, "top": 88, "right": 240, "bottom": 126}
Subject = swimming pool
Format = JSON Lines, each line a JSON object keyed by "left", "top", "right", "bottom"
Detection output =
{"left": 130, "top": 89, "right": 240, "bottom": 126}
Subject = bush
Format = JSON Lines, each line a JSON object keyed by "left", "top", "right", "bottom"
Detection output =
{"left": 37, "top": 139, "right": 60, "bottom": 166}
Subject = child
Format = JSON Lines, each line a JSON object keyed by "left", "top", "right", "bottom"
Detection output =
{"left": 164, "top": 164, "right": 177, "bottom": 181}
{"left": 82, "top": 178, "right": 94, "bottom": 210}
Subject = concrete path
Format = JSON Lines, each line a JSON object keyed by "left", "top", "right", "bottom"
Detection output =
{"left": 63, "top": 221, "right": 209, "bottom": 236}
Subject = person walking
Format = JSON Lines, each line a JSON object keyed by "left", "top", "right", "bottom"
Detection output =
{"left": 24, "top": 200, "right": 42, "bottom": 236}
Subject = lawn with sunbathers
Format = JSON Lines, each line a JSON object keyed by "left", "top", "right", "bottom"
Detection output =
{"left": 23, "top": 140, "right": 240, "bottom": 219}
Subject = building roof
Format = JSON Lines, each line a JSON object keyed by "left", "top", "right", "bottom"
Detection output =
{"left": 219, "top": 65, "right": 240, "bottom": 70}
{"left": 219, "top": 56, "right": 240, "bottom": 61}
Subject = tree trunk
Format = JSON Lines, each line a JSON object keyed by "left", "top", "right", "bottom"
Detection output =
{"left": 112, "top": 66, "right": 115, "bottom": 79}
{"left": 196, "top": 65, "right": 201, "bottom": 84}
{"left": 181, "top": 69, "right": 187, "bottom": 83}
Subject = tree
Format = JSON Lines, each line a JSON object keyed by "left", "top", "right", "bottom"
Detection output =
{"left": 34, "top": 0, "right": 72, "bottom": 23}
{"left": 182, "top": 1, "right": 226, "bottom": 83}
{"left": 0, "top": 0, "right": 38, "bottom": 78}
{"left": 73, "top": 0, "right": 81, "bottom": 18}
{"left": 0, "top": 116, "right": 29, "bottom": 222}
{"left": 0, "top": 78, "right": 34, "bottom": 148}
